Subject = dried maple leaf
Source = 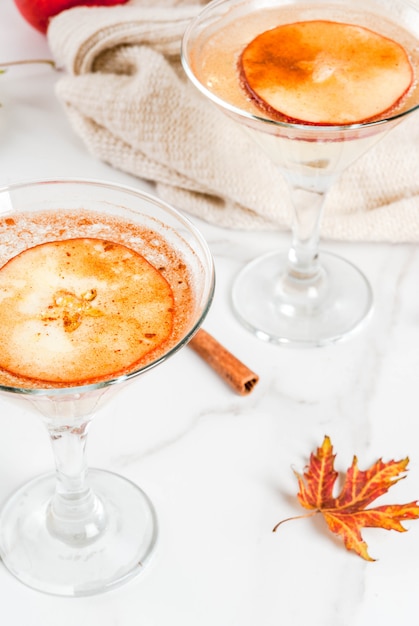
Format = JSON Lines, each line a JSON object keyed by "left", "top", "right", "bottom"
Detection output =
{"left": 273, "top": 435, "right": 419, "bottom": 560}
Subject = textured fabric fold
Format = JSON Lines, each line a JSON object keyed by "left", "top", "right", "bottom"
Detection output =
{"left": 48, "top": 1, "right": 419, "bottom": 241}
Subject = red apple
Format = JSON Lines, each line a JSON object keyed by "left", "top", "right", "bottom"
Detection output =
{"left": 13, "top": 0, "right": 130, "bottom": 34}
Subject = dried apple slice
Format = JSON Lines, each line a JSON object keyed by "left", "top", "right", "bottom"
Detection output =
{"left": 0, "top": 238, "right": 174, "bottom": 384}
{"left": 239, "top": 20, "right": 413, "bottom": 125}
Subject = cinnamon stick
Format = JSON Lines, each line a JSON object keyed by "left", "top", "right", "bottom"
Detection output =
{"left": 189, "top": 328, "right": 259, "bottom": 396}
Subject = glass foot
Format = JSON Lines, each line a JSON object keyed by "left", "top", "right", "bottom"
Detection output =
{"left": 0, "top": 469, "right": 157, "bottom": 596}
{"left": 232, "top": 250, "right": 373, "bottom": 346}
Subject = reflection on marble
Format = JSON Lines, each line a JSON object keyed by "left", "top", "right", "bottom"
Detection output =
{"left": 0, "top": 3, "right": 419, "bottom": 624}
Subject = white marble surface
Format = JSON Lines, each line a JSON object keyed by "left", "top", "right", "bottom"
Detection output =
{"left": 1, "top": 1, "right": 419, "bottom": 624}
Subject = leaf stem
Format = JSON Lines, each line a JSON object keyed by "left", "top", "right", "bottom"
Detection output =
{"left": 272, "top": 509, "right": 319, "bottom": 532}
{"left": 0, "top": 59, "right": 56, "bottom": 70}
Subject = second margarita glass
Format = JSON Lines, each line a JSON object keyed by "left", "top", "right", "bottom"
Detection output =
{"left": 182, "top": 0, "right": 419, "bottom": 346}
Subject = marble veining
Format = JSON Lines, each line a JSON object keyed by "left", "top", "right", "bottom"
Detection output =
{"left": 0, "top": 3, "right": 418, "bottom": 624}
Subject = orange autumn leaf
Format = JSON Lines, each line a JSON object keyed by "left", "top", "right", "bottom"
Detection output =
{"left": 273, "top": 435, "right": 419, "bottom": 561}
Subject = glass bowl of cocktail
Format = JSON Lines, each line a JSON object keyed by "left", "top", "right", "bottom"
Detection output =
{"left": 181, "top": 0, "right": 419, "bottom": 346}
{"left": 0, "top": 179, "right": 215, "bottom": 596}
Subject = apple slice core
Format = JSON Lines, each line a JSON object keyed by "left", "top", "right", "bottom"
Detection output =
{"left": 0, "top": 238, "right": 174, "bottom": 384}
{"left": 239, "top": 20, "right": 413, "bottom": 125}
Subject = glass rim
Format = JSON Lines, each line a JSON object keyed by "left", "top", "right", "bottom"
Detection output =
{"left": 0, "top": 177, "right": 216, "bottom": 397}
{"left": 181, "top": 0, "right": 419, "bottom": 132}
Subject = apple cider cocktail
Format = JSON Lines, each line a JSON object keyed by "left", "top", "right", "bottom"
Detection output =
{"left": 190, "top": 3, "right": 419, "bottom": 175}
{"left": 0, "top": 208, "right": 194, "bottom": 389}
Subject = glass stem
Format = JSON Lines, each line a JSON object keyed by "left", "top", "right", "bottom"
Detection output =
{"left": 285, "top": 182, "right": 327, "bottom": 281}
{"left": 46, "top": 420, "right": 107, "bottom": 547}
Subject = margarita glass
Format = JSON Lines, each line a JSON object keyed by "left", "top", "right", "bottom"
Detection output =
{"left": 0, "top": 179, "right": 215, "bottom": 596}
{"left": 182, "top": 0, "right": 419, "bottom": 345}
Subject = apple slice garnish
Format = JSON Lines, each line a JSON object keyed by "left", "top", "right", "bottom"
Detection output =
{"left": 239, "top": 20, "right": 413, "bottom": 125}
{"left": 0, "top": 238, "right": 174, "bottom": 384}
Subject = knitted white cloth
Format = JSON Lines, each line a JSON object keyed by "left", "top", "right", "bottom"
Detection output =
{"left": 47, "top": 0, "right": 419, "bottom": 241}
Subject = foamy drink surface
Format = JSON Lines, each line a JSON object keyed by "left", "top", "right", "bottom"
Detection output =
{"left": 0, "top": 210, "right": 195, "bottom": 388}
